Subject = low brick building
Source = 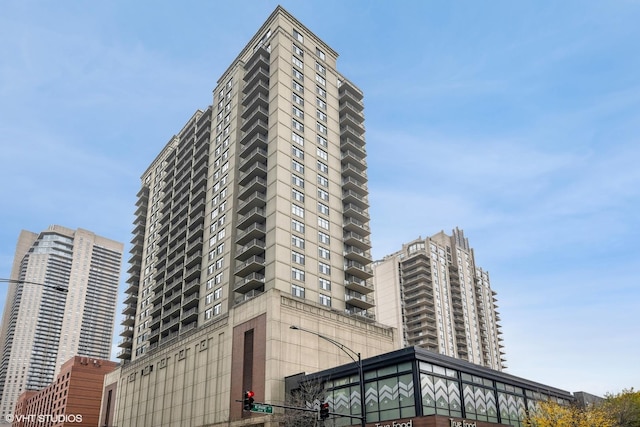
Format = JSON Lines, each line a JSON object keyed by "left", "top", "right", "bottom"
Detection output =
{"left": 12, "top": 356, "right": 118, "bottom": 427}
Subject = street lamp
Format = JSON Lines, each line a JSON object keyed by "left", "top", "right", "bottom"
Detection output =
{"left": 0, "top": 278, "right": 68, "bottom": 293}
{"left": 290, "top": 325, "right": 366, "bottom": 427}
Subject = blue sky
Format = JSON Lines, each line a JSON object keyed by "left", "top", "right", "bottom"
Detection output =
{"left": 1, "top": 0, "right": 638, "bottom": 396}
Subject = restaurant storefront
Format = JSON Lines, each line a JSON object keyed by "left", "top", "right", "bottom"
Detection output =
{"left": 288, "top": 347, "right": 573, "bottom": 427}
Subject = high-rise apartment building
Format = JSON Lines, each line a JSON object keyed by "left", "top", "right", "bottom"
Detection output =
{"left": 0, "top": 226, "right": 123, "bottom": 420}
{"left": 373, "top": 228, "right": 505, "bottom": 370}
{"left": 111, "top": 6, "right": 395, "bottom": 426}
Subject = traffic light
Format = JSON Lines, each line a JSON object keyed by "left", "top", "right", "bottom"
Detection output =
{"left": 243, "top": 390, "right": 255, "bottom": 411}
{"left": 319, "top": 402, "right": 329, "bottom": 420}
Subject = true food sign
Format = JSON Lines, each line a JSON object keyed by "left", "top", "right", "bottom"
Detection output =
{"left": 449, "top": 419, "right": 477, "bottom": 427}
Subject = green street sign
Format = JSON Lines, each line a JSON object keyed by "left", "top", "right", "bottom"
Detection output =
{"left": 251, "top": 403, "right": 273, "bottom": 414}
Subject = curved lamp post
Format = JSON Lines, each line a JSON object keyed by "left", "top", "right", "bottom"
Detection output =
{"left": 0, "top": 278, "right": 68, "bottom": 293}
{"left": 290, "top": 325, "right": 366, "bottom": 427}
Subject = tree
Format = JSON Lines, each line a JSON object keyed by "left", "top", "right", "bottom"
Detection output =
{"left": 525, "top": 399, "right": 614, "bottom": 427}
{"left": 278, "top": 379, "right": 327, "bottom": 427}
{"left": 602, "top": 389, "right": 640, "bottom": 427}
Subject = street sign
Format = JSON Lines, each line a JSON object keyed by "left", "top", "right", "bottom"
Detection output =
{"left": 251, "top": 403, "right": 274, "bottom": 414}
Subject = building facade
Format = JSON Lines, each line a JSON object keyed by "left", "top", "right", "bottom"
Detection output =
{"left": 0, "top": 226, "right": 123, "bottom": 421}
{"left": 289, "top": 346, "right": 574, "bottom": 427}
{"left": 12, "top": 356, "right": 118, "bottom": 427}
{"left": 373, "top": 229, "right": 504, "bottom": 370}
{"left": 110, "top": 6, "right": 396, "bottom": 427}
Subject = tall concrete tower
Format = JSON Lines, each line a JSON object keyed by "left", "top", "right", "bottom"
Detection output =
{"left": 0, "top": 226, "right": 123, "bottom": 419}
{"left": 373, "top": 228, "right": 505, "bottom": 370}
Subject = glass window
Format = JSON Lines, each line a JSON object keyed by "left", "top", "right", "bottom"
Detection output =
{"left": 292, "top": 204, "right": 305, "bottom": 218}
{"left": 318, "top": 231, "right": 330, "bottom": 244}
{"left": 292, "top": 251, "right": 305, "bottom": 265}
{"left": 316, "top": 47, "right": 325, "bottom": 60}
{"left": 318, "top": 202, "right": 329, "bottom": 215}
{"left": 293, "top": 44, "right": 304, "bottom": 56}
{"left": 292, "top": 188, "right": 305, "bottom": 202}
{"left": 292, "top": 267, "right": 305, "bottom": 281}
{"left": 315, "top": 61, "right": 326, "bottom": 75}
{"left": 292, "top": 145, "right": 304, "bottom": 159}
{"left": 292, "top": 160, "right": 305, "bottom": 173}
{"left": 319, "top": 294, "right": 331, "bottom": 306}
{"left": 291, "top": 284, "right": 305, "bottom": 298}
{"left": 292, "top": 219, "right": 305, "bottom": 233}
{"left": 319, "top": 247, "right": 330, "bottom": 259}
{"left": 317, "top": 161, "right": 328, "bottom": 173}
{"left": 292, "top": 56, "right": 303, "bottom": 68}
{"left": 292, "top": 118, "right": 304, "bottom": 132}
{"left": 292, "top": 174, "right": 304, "bottom": 187}
{"left": 318, "top": 217, "right": 329, "bottom": 230}
{"left": 293, "top": 29, "right": 303, "bottom": 43}
{"left": 317, "top": 175, "right": 329, "bottom": 187}
{"left": 292, "top": 235, "right": 305, "bottom": 249}
{"left": 318, "top": 189, "right": 329, "bottom": 201}
{"left": 319, "top": 277, "right": 331, "bottom": 290}
{"left": 319, "top": 262, "right": 331, "bottom": 275}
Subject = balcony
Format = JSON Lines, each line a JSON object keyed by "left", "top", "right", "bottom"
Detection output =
{"left": 343, "top": 231, "right": 371, "bottom": 250}
{"left": 234, "top": 272, "right": 265, "bottom": 293}
{"left": 240, "top": 146, "right": 268, "bottom": 166}
{"left": 122, "top": 315, "right": 135, "bottom": 327}
{"left": 344, "top": 276, "right": 373, "bottom": 294}
{"left": 345, "top": 292, "right": 375, "bottom": 309}
{"left": 344, "top": 203, "right": 369, "bottom": 223}
{"left": 343, "top": 217, "right": 370, "bottom": 236}
{"left": 243, "top": 67, "right": 269, "bottom": 91}
{"left": 239, "top": 133, "right": 268, "bottom": 156}
{"left": 116, "top": 348, "right": 132, "bottom": 359}
{"left": 345, "top": 260, "right": 374, "bottom": 280}
{"left": 183, "top": 292, "right": 200, "bottom": 310}
{"left": 242, "top": 81, "right": 270, "bottom": 104}
{"left": 235, "top": 239, "right": 266, "bottom": 261}
{"left": 181, "top": 307, "right": 198, "bottom": 324}
{"left": 237, "top": 206, "right": 266, "bottom": 229}
{"left": 341, "top": 137, "right": 366, "bottom": 156}
{"left": 339, "top": 99, "right": 364, "bottom": 118}
{"left": 341, "top": 125, "right": 365, "bottom": 143}
{"left": 240, "top": 119, "right": 268, "bottom": 144}
{"left": 341, "top": 176, "right": 367, "bottom": 193}
{"left": 238, "top": 162, "right": 267, "bottom": 186}
{"left": 339, "top": 113, "right": 365, "bottom": 135}
{"left": 342, "top": 164, "right": 367, "bottom": 181}
{"left": 243, "top": 47, "right": 269, "bottom": 75}
{"left": 342, "top": 189, "right": 368, "bottom": 209}
{"left": 234, "top": 255, "right": 265, "bottom": 276}
{"left": 339, "top": 79, "right": 364, "bottom": 101}
{"left": 236, "top": 222, "right": 266, "bottom": 245}
{"left": 343, "top": 246, "right": 372, "bottom": 265}
{"left": 237, "top": 191, "right": 266, "bottom": 215}
{"left": 241, "top": 106, "right": 269, "bottom": 129}
{"left": 117, "top": 337, "right": 133, "bottom": 348}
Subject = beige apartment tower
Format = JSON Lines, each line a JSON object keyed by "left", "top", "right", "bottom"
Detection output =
{"left": 0, "top": 226, "right": 123, "bottom": 421}
{"left": 113, "top": 7, "right": 395, "bottom": 427}
{"left": 373, "top": 228, "right": 505, "bottom": 371}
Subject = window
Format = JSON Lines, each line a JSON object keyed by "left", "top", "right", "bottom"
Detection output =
{"left": 293, "top": 68, "right": 304, "bottom": 81}
{"left": 205, "top": 308, "right": 213, "bottom": 320}
{"left": 318, "top": 217, "right": 329, "bottom": 230}
{"left": 293, "top": 29, "right": 304, "bottom": 43}
{"left": 293, "top": 80, "right": 304, "bottom": 93}
{"left": 292, "top": 219, "right": 305, "bottom": 233}
{"left": 292, "top": 56, "right": 303, "bottom": 68}
{"left": 316, "top": 47, "right": 325, "bottom": 60}
{"left": 292, "top": 174, "right": 304, "bottom": 188}
{"left": 316, "top": 85, "right": 326, "bottom": 97}
{"left": 315, "top": 74, "right": 326, "bottom": 86}
{"left": 292, "top": 204, "right": 305, "bottom": 218}
{"left": 292, "top": 132, "right": 304, "bottom": 145}
{"left": 318, "top": 231, "right": 330, "bottom": 244}
{"left": 317, "top": 161, "right": 328, "bottom": 173}
{"left": 292, "top": 267, "right": 305, "bottom": 281}
{"left": 317, "top": 122, "right": 327, "bottom": 135}
{"left": 215, "top": 258, "right": 224, "bottom": 269}
{"left": 292, "top": 188, "right": 305, "bottom": 202}
{"left": 214, "top": 288, "right": 222, "bottom": 299}
{"left": 214, "top": 303, "right": 222, "bottom": 315}
{"left": 317, "top": 110, "right": 327, "bottom": 122}
{"left": 318, "top": 189, "right": 329, "bottom": 201}
{"left": 319, "top": 262, "right": 331, "bottom": 275}
{"left": 206, "top": 293, "right": 214, "bottom": 304}
{"left": 293, "top": 93, "right": 304, "bottom": 106}
{"left": 315, "top": 61, "right": 326, "bottom": 75}
{"left": 316, "top": 135, "right": 328, "bottom": 147}
{"left": 317, "top": 148, "right": 328, "bottom": 160}
{"left": 319, "top": 247, "right": 330, "bottom": 259}
{"left": 292, "top": 235, "right": 305, "bottom": 249}
{"left": 317, "top": 175, "right": 328, "bottom": 187}
{"left": 316, "top": 97, "right": 326, "bottom": 110}
{"left": 293, "top": 106, "right": 304, "bottom": 119}
{"left": 319, "top": 278, "right": 331, "bottom": 290}
{"left": 292, "top": 251, "right": 305, "bottom": 265}
{"left": 292, "top": 119, "right": 304, "bottom": 132}
{"left": 291, "top": 284, "right": 305, "bottom": 298}
{"left": 292, "top": 145, "right": 304, "bottom": 159}
{"left": 292, "top": 160, "right": 305, "bottom": 173}
{"left": 293, "top": 44, "right": 304, "bottom": 56}
{"left": 319, "top": 294, "right": 331, "bottom": 307}
{"left": 318, "top": 202, "right": 329, "bottom": 215}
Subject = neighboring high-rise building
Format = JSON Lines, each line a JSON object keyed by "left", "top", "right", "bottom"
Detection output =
{"left": 0, "top": 226, "right": 123, "bottom": 420}
{"left": 373, "top": 228, "right": 505, "bottom": 370}
{"left": 111, "top": 6, "right": 395, "bottom": 427}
